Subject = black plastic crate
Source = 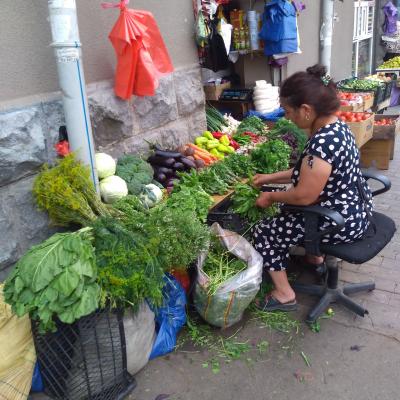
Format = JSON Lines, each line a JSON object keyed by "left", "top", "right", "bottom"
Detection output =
{"left": 207, "top": 195, "right": 249, "bottom": 234}
{"left": 32, "top": 309, "right": 136, "bottom": 400}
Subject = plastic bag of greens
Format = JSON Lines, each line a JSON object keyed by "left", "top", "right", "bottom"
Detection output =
{"left": 194, "top": 223, "right": 263, "bottom": 329}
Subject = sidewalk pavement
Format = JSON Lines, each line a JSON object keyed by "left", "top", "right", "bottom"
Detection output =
{"left": 131, "top": 133, "right": 400, "bottom": 400}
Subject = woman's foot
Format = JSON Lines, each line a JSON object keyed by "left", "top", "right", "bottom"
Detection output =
{"left": 255, "top": 291, "right": 297, "bottom": 312}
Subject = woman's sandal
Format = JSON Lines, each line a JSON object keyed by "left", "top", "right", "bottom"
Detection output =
{"left": 255, "top": 294, "right": 298, "bottom": 312}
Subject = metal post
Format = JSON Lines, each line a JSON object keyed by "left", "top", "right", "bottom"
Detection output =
{"left": 320, "top": 0, "right": 335, "bottom": 73}
{"left": 47, "top": 0, "right": 99, "bottom": 191}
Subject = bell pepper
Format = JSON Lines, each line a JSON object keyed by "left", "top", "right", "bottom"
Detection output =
{"left": 225, "top": 145, "right": 235, "bottom": 154}
{"left": 210, "top": 148, "right": 224, "bottom": 159}
{"left": 229, "top": 139, "right": 240, "bottom": 150}
{"left": 206, "top": 140, "right": 220, "bottom": 150}
{"left": 203, "top": 131, "right": 214, "bottom": 140}
{"left": 217, "top": 144, "right": 230, "bottom": 153}
{"left": 219, "top": 135, "right": 230, "bottom": 146}
{"left": 195, "top": 136, "right": 209, "bottom": 146}
{"left": 212, "top": 132, "right": 224, "bottom": 139}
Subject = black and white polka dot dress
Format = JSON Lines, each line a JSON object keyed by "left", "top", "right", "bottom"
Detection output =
{"left": 252, "top": 120, "right": 374, "bottom": 271}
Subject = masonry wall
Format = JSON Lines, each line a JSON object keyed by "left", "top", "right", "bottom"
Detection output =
{"left": 0, "top": 1, "right": 205, "bottom": 278}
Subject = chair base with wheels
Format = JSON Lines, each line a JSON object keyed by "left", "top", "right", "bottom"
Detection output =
{"left": 284, "top": 170, "right": 396, "bottom": 323}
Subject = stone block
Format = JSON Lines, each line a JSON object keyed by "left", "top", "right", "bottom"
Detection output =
{"left": 40, "top": 100, "right": 65, "bottom": 163}
{"left": 132, "top": 74, "right": 178, "bottom": 131}
{"left": 174, "top": 67, "right": 205, "bottom": 116}
{"left": 89, "top": 89, "right": 134, "bottom": 147}
{"left": 187, "top": 106, "right": 207, "bottom": 141}
{"left": 0, "top": 107, "right": 47, "bottom": 186}
{"left": 0, "top": 176, "right": 54, "bottom": 278}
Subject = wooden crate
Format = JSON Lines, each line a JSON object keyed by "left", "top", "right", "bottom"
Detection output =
{"left": 347, "top": 113, "right": 375, "bottom": 148}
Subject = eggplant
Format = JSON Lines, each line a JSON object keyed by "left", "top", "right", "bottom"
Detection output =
{"left": 153, "top": 166, "right": 174, "bottom": 177}
{"left": 180, "top": 157, "right": 197, "bottom": 170}
{"left": 172, "top": 162, "right": 185, "bottom": 171}
{"left": 165, "top": 178, "right": 179, "bottom": 187}
{"left": 155, "top": 173, "right": 167, "bottom": 183}
{"left": 148, "top": 155, "right": 175, "bottom": 167}
{"left": 155, "top": 149, "right": 182, "bottom": 159}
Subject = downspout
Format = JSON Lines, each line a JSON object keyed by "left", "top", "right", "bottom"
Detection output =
{"left": 320, "top": 0, "right": 335, "bottom": 73}
{"left": 47, "top": 0, "right": 99, "bottom": 192}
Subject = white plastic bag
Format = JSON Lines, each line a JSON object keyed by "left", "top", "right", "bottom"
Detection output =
{"left": 124, "top": 302, "right": 155, "bottom": 375}
{"left": 194, "top": 223, "right": 263, "bottom": 329}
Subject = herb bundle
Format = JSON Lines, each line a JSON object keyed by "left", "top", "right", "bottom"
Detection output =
{"left": 250, "top": 139, "right": 291, "bottom": 174}
{"left": 231, "top": 182, "right": 278, "bottom": 223}
{"left": 33, "top": 153, "right": 112, "bottom": 226}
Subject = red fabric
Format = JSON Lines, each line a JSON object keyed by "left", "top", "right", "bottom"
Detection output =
{"left": 107, "top": 4, "right": 174, "bottom": 99}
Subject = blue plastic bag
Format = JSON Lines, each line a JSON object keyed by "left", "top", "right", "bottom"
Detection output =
{"left": 31, "top": 362, "right": 44, "bottom": 392}
{"left": 246, "top": 107, "right": 285, "bottom": 122}
{"left": 149, "top": 274, "right": 187, "bottom": 360}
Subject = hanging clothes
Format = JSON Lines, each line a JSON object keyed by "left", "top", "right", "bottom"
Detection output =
{"left": 383, "top": 1, "right": 398, "bottom": 36}
{"left": 103, "top": 1, "right": 174, "bottom": 99}
{"left": 259, "top": 0, "right": 298, "bottom": 57}
{"left": 203, "top": 18, "right": 230, "bottom": 72}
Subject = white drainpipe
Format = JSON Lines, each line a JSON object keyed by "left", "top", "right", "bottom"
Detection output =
{"left": 320, "top": 0, "right": 335, "bottom": 73}
{"left": 47, "top": 0, "right": 99, "bottom": 191}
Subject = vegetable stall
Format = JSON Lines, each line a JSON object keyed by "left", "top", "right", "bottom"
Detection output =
{"left": 2, "top": 109, "right": 307, "bottom": 399}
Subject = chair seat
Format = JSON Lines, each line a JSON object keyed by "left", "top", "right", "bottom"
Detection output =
{"left": 320, "top": 212, "right": 396, "bottom": 264}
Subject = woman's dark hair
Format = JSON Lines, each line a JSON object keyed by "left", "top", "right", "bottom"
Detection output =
{"left": 280, "top": 64, "right": 340, "bottom": 116}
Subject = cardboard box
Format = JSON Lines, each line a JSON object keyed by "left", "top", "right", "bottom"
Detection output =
{"left": 203, "top": 82, "right": 231, "bottom": 101}
{"left": 347, "top": 113, "right": 375, "bottom": 148}
{"left": 340, "top": 103, "right": 364, "bottom": 112}
{"left": 372, "top": 115, "right": 400, "bottom": 140}
{"left": 361, "top": 139, "right": 392, "bottom": 170}
{"left": 363, "top": 94, "right": 374, "bottom": 110}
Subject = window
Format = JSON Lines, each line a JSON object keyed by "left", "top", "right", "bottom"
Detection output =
{"left": 352, "top": 1, "right": 375, "bottom": 77}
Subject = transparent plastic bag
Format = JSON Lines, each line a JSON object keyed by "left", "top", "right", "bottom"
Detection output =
{"left": 194, "top": 223, "right": 263, "bottom": 328}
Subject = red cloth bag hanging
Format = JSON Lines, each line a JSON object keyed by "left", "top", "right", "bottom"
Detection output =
{"left": 102, "top": 0, "right": 174, "bottom": 99}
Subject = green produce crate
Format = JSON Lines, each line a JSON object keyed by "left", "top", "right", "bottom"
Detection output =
{"left": 337, "top": 78, "right": 385, "bottom": 107}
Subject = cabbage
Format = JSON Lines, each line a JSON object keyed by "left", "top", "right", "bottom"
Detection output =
{"left": 95, "top": 153, "right": 116, "bottom": 179}
{"left": 100, "top": 175, "right": 128, "bottom": 204}
{"left": 139, "top": 184, "right": 163, "bottom": 208}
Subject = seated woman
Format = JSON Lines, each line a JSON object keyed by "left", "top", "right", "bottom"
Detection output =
{"left": 253, "top": 64, "right": 373, "bottom": 312}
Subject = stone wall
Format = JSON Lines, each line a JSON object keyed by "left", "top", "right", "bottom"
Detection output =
{"left": 0, "top": 65, "right": 206, "bottom": 279}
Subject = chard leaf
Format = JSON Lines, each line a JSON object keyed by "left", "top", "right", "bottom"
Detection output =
{"left": 52, "top": 266, "right": 80, "bottom": 297}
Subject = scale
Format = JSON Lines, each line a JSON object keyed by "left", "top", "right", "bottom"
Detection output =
{"left": 219, "top": 88, "right": 253, "bottom": 101}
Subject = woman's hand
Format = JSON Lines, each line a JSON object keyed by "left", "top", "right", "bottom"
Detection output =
{"left": 255, "top": 192, "right": 275, "bottom": 208}
{"left": 253, "top": 174, "right": 271, "bottom": 188}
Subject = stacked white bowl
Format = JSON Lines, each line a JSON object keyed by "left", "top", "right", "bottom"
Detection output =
{"left": 253, "top": 80, "right": 280, "bottom": 114}
{"left": 247, "top": 10, "right": 259, "bottom": 51}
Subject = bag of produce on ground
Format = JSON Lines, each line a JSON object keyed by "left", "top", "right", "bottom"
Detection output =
{"left": 194, "top": 223, "right": 263, "bottom": 329}
{"left": 124, "top": 302, "right": 156, "bottom": 375}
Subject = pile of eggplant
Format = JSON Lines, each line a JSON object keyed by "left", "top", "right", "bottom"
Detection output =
{"left": 148, "top": 146, "right": 204, "bottom": 189}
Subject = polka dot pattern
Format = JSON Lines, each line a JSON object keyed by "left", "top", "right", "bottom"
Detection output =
{"left": 252, "top": 120, "right": 374, "bottom": 272}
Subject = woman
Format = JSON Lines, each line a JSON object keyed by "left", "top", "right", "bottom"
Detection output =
{"left": 253, "top": 64, "right": 373, "bottom": 312}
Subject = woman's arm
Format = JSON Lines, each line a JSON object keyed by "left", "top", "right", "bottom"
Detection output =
{"left": 256, "top": 156, "right": 332, "bottom": 207}
{"left": 253, "top": 168, "right": 294, "bottom": 187}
